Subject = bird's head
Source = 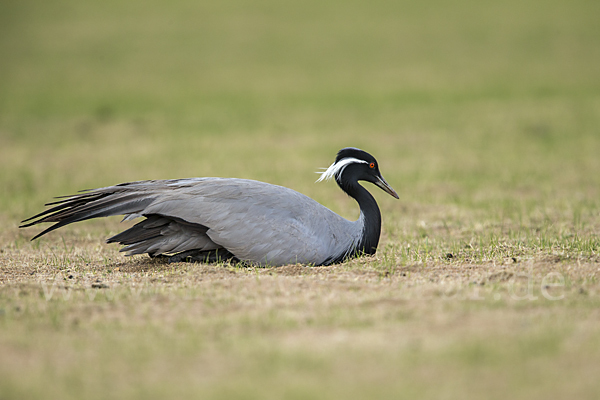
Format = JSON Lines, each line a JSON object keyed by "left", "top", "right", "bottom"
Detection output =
{"left": 317, "top": 147, "right": 399, "bottom": 199}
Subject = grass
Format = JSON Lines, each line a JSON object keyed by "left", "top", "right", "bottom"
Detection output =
{"left": 1, "top": 0, "right": 600, "bottom": 398}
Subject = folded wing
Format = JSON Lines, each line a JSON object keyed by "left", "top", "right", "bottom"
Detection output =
{"left": 21, "top": 178, "right": 358, "bottom": 266}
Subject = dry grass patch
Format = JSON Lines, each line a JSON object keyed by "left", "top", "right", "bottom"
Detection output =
{"left": 1, "top": 232, "right": 599, "bottom": 399}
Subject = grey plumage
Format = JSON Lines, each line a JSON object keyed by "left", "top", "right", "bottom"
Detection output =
{"left": 21, "top": 148, "right": 398, "bottom": 266}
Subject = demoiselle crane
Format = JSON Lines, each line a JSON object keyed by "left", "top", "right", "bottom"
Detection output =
{"left": 20, "top": 147, "right": 398, "bottom": 266}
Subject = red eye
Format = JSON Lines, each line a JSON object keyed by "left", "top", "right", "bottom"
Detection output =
{"left": 369, "top": 162, "right": 375, "bottom": 169}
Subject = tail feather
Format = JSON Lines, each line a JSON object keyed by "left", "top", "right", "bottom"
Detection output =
{"left": 20, "top": 193, "right": 106, "bottom": 226}
{"left": 107, "top": 215, "right": 170, "bottom": 245}
{"left": 20, "top": 179, "right": 225, "bottom": 258}
{"left": 21, "top": 190, "right": 157, "bottom": 240}
{"left": 107, "top": 214, "right": 218, "bottom": 256}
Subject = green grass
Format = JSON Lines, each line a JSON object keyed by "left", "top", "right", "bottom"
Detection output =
{"left": 1, "top": 0, "right": 600, "bottom": 398}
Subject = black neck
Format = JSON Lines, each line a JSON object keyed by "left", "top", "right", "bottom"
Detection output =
{"left": 339, "top": 179, "right": 382, "bottom": 256}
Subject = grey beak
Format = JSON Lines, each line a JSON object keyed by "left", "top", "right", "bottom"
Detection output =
{"left": 375, "top": 176, "right": 399, "bottom": 199}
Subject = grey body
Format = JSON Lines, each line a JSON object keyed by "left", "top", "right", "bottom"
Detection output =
{"left": 61, "top": 178, "right": 361, "bottom": 266}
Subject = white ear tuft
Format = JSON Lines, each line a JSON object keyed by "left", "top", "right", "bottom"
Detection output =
{"left": 316, "top": 158, "right": 368, "bottom": 183}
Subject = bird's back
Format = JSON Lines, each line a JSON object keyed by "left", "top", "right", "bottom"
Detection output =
{"left": 140, "top": 178, "right": 360, "bottom": 265}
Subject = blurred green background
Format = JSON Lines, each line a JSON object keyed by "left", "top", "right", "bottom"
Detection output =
{"left": 2, "top": 0, "right": 600, "bottom": 223}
